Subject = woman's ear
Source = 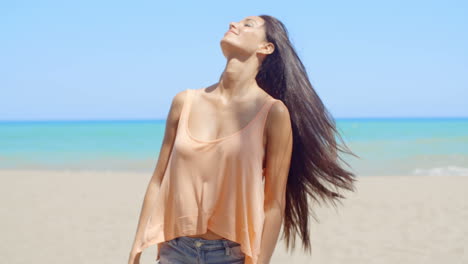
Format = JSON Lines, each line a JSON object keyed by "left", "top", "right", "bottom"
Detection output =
{"left": 258, "top": 42, "right": 275, "bottom": 55}
{"left": 266, "top": 42, "right": 275, "bottom": 54}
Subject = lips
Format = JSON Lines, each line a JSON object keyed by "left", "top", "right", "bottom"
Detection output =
{"left": 228, "top": 29, "right": 237, "bottom": 35}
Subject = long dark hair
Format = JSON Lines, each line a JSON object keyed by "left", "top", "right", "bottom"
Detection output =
{"left": 256, "top": 14, "right": 359, "bottom": 254}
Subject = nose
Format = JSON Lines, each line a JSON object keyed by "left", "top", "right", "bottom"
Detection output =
{"left": 229, "top": 21, "right": 238, "bottom": 30}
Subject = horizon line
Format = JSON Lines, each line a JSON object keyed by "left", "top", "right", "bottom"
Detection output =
{"left": 1, "top": 116, "right": 468, "bottom": 123}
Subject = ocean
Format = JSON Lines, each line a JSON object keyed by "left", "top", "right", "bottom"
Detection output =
{"left": 1, "top": 118, "right": 467, "bottom": 176}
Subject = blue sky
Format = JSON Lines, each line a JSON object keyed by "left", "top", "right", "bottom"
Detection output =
{"left": 1, "top": 0, "right": 466, "bottom": 121}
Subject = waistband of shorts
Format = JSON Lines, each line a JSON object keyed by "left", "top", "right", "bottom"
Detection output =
{"left": 174, "top": 236, "right": 240, "bottom": 248}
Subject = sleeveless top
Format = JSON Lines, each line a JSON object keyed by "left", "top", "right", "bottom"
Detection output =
{"left": 138, "top": 88, "right": 279, "bottom": 264}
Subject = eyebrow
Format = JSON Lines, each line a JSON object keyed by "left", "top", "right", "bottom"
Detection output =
{"left": 245, "top": 18, "right": 258, "bottom": 24}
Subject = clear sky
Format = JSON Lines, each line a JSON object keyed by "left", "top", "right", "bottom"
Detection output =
{"left": 1, "top": 0, "right": 466, "bottom": 121}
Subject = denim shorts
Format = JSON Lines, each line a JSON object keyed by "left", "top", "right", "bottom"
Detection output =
{"left": 156, "top": 236, "right": 246, "bottom": 264}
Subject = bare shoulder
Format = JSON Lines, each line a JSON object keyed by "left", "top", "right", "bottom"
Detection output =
{"left": 264, "top": 98, "right": 293, "bottom": 151}
{"left": 167, "top": 89, "right": 190, "bottom": 123}
{"left": 173, "top": 89, "right": 189, "bottom": 107}
{"left": 266, "top": 99, "right": 291, "bottom": 130}
{"left": 264, "top": 99, "right": 292, "bottom": 147}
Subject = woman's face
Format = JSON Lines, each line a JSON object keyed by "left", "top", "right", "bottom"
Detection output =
{"left": 220, "top": 16, "right": 271, "bottom": 59}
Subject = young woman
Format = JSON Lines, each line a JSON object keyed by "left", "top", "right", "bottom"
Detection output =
{"left": 128, "top": 15, "right": 357, "bottom": 264}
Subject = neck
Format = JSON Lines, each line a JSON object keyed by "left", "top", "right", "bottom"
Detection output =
{"left": 218, "top": 56, "right": 260, "bottom": 99}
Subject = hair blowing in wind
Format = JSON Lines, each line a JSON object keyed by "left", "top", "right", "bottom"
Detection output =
{"left": 255, "top": 14, "right": 359, "bottom": 254}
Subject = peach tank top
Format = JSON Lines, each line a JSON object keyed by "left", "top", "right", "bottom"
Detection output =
{"left": 140, "top": 89, "right": 279, "bottom": 264}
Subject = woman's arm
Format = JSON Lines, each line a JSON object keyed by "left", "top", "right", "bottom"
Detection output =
{"left": 128, "top": 90, "right": 188, "bottom": 263}
{"left": 257, "top": 100, "right": 293, "bottom": 264}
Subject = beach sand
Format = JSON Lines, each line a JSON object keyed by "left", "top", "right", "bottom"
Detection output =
{"left": 0, "top": 169, "right": 466, "bottom": 264}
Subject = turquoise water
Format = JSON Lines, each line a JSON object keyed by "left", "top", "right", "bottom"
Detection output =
{"left": 1, "top": 118, "right": 467, "bottom": 176}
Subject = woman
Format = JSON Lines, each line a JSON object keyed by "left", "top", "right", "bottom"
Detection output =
{"left": 128, "top": 15, "right": 357, "bottom": 264}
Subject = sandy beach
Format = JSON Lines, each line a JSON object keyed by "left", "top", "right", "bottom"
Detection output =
{"left": 0, "top": 169, "right": 466, "bottom": 264}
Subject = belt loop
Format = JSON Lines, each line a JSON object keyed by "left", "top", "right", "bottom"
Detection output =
{"left": 172, "top": 237, "right": 178, "bottom": 245}
{"left": 222, "top": 240, "right": 230, "bottom": 256}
